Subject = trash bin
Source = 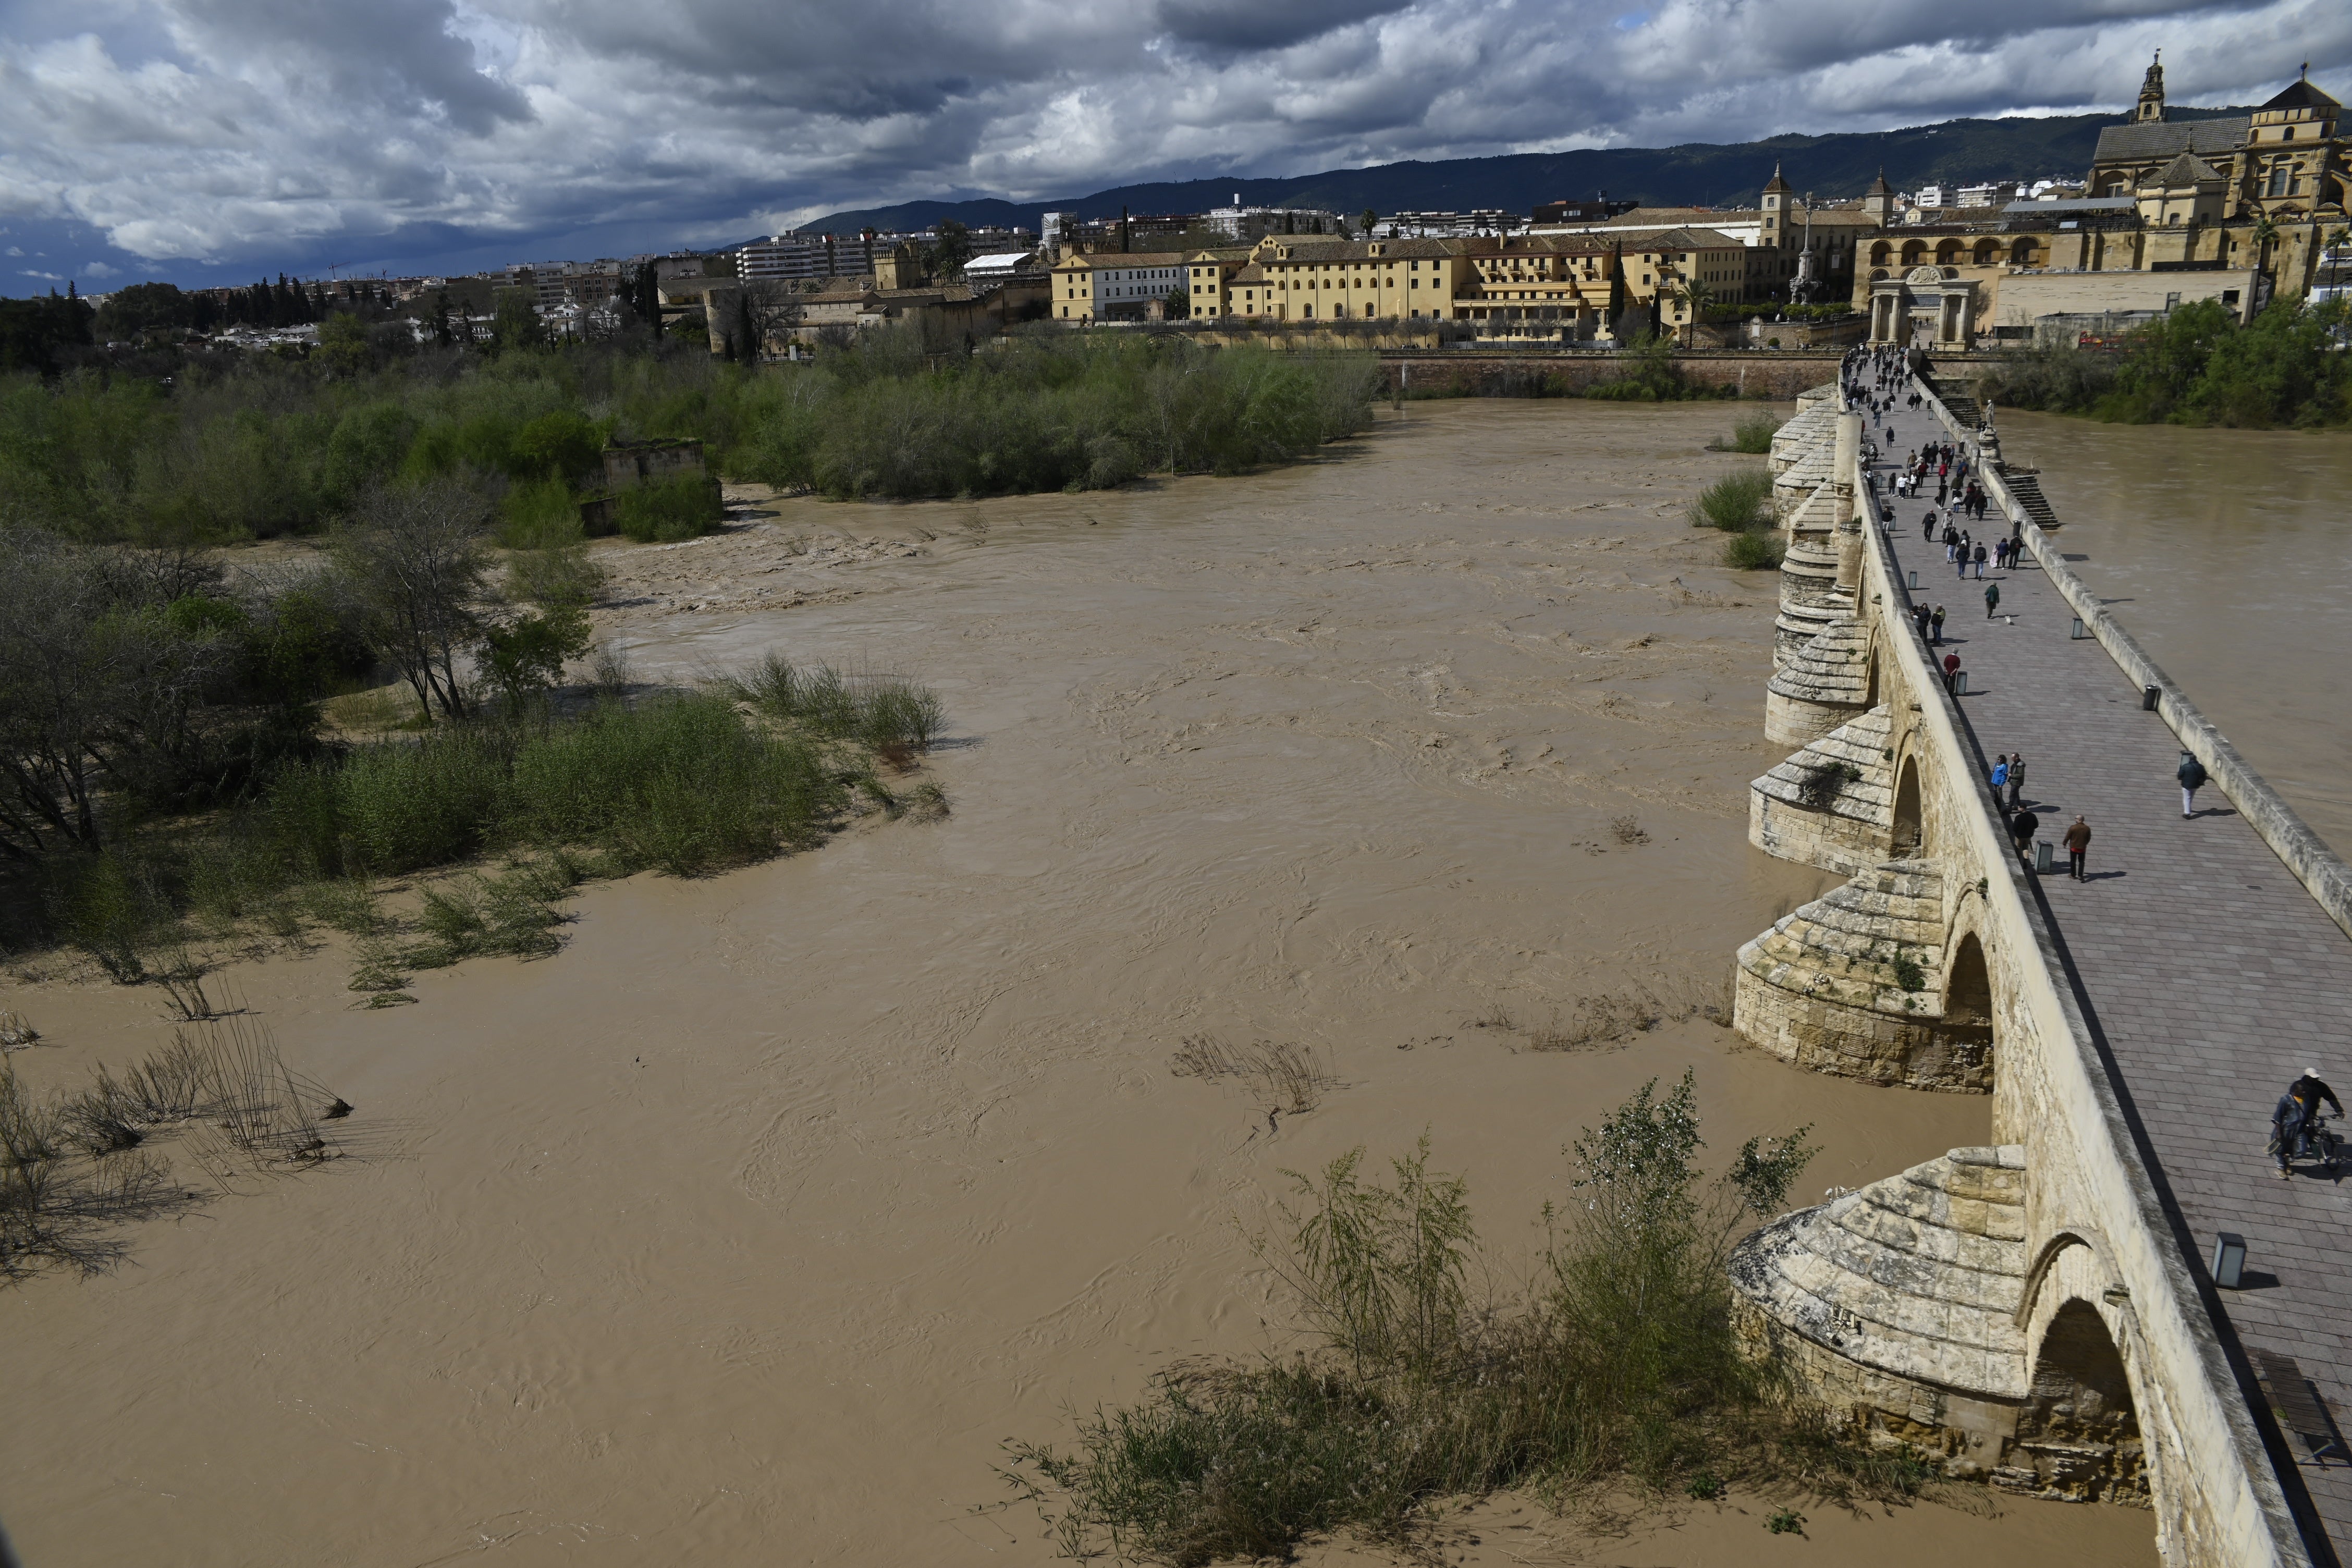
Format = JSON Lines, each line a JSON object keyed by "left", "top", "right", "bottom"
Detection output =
{"left": 1907, "top": 570, "right": 1918, "bottom": 590}
{"left": 2070, "top": 617, "right": 2088, "bottom": 640}
{"left": 1953, "top": 671, "right": 1968, "bottom": 695}
{"left": 2142, "top": 684, "right": 2161, "bottom": 712}
{"left": 2034, "top": 840, "right": 2054, "bottom": 874}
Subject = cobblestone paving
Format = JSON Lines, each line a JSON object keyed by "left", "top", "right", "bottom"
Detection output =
{"left": 1867, "top": 386, "right": 2352, "bottom": 1560}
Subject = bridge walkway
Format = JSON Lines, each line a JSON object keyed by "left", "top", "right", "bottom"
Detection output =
{"left": 1867, "top": 391, "right": 2352, "bottom": 1562}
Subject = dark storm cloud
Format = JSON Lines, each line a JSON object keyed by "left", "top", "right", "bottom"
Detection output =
{"left": 0, "top": 0, "right": 2343, "bottom": 275}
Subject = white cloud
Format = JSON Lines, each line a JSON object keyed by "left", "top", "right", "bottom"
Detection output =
{"left": 0, "top": 0, "right": 2344, "bottom": 272}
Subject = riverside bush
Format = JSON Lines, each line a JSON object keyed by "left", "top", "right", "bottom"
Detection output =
{"left": 1977, "top": 296, "right": 2352, "bottom": 428}
{"left": 17, "top": 666, "right": 941, "bottom": 967}
{"left": 614, "top": 474, "right": 726, "bottom": 542}
{"left": 1688, "top": 470, "right": 1773, "bottom": 530}
{"left": 1710, "top": 411, "right": 1783, "bottom": 454}
{"left": 1006, "top": 1076, "right": 1873, "bottom": 1561}
{"left": 1723, "top": 529, "right": 1786, "bottom": 570}
{"left": 0, "top": 330, "right": 1379, "bottom": 544}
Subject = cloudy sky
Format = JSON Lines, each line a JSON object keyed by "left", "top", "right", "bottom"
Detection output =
{"left": 1, "top": 0, "right": 2345, "bottom": 289}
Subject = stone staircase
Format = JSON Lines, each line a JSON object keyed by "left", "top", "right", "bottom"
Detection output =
{"left": 1924, "top": 372, "right": 1984, "bottom": 425}
{"left": 1750, "top": 706, "right": 1894, "bottom": 875}
{"left": 1733, "top": 859, "right": 1994, "bottom": 1091}
{"left": 2000, "top": 471, "right": 2062, "bottom": 531}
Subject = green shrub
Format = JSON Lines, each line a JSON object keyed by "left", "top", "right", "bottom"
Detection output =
{"left": 1719, "top": 411, "right": 1782, "bottom": 454}
{"left": 506, "top": 692, "right": 836, "bottom": 874}
{"left": 1688, "top": 470, "right": 1773, "bottom": 531}
{"left": 1724, "top": 530, "right": 1785, "bottom": 570}
{"left": 498, "top": 478, "right": 584, "bottom": 549}
{"left": 333, "top": 729, "right": 510, "bottom": 873}
{"left": 614, "top": 475, "right": 724, "bottom": 543}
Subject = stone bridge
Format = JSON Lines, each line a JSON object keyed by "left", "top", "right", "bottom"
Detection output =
{"left": 1725, "top": 378, "right": 2352, "bottom": 1567}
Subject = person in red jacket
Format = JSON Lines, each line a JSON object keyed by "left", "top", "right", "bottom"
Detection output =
{"left": 1941, "top": 652, "right": 1962, "bottom": 693}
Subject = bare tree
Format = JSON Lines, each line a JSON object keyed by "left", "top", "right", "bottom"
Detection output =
{"left": 715, "top": 280, "right": 804, "bottom": 362}
{"left": 0, "top": 530, "right": 242, "bottom": 857}
{"left": 335, "top": 481, "right": 493, "bottom": 722}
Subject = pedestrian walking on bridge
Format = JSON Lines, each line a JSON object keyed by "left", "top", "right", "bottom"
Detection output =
{"left": 1974, "top": 543, "right": 1990, "bottom": 580}
{"left": 2010, "top": 806, "right": 2040, "bottom": 864}
{"left": 2178, "top": 752, "right": 2209, "bottom": 818}
{"left": 1930, "top": 605, "right": 1946, "bottom": 643}
{"left": 1991, "top": 754, "right": 2010, "bottom": 795}
{"left": 2063, "top": 815, "right": 2091, "bottom": 880}
{"left": 2006, "top": 752, "right": 2026, "bottom": 810}
{"left": 1942, "top": 651, "right": 1962, "bottom": 693}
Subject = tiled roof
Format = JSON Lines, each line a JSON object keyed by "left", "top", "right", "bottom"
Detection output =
{"left": 2091, "top": 117, "right": 2249, "bottom": 164}
{"left": 2149, "top": 151, "right": 2225, "bottom": 187}
{"left": 2260, "top": 77, "right": 2341, "bottom": 113}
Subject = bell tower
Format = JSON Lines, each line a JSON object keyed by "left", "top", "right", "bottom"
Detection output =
{"left": 2136, "top": 50, "right": 2166, "bottom": 123}
{"left": 1761, "top": 163, "right": 1792, "bottom": 247}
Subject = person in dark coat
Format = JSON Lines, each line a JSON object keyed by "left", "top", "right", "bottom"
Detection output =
{"left": 2179, "top": 752, "right": 2209, "bottom": 818}
{"left": 2006, "top": 752, "right": 2026, "bottom": 810}
{"left": 2010, "top": 807, "right": 2040, "bottom": 864}
{"left": 1930, "top": 605, "right": 1946, "bottom": 644}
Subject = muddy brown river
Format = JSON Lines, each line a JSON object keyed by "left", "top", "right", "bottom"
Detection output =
{"left": 2, "top": 402, "right": 2160, "bottom": 1565}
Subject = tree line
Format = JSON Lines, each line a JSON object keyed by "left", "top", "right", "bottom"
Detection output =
{"left": 1979, "top": 295, "right": 2352, "bottom": 428}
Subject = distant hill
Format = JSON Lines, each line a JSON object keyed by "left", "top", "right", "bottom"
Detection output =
{"left": 792, "top": 107, "right": 2252, "bottom": 239}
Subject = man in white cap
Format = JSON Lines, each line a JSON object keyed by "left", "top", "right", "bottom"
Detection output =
{"left": 2275, "top": 1068, "right": 2344, "bottom": 1177}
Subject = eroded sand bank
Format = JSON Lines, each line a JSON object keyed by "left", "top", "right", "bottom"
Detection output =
{"left": 0, "top": 402, "right": 2153, "bottom": 1566}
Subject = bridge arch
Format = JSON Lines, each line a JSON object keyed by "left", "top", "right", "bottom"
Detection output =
{"left": 2014, "top": 1235, "right": 2158, "bottom": 1507}
{"left": 1891, "top": 753, "right": 1924, "bottom": 853}
{"left": 1972, "top": 238, "right": 1999, "bottom": 266}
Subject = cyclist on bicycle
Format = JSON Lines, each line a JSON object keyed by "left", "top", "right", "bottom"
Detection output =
{"left": 2274, "top": 1069, "right": 2344, "bottom": 1178}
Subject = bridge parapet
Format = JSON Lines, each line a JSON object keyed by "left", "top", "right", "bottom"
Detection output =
{"left": 1729, "top": 381, "right": 2308, "bottom": 1567}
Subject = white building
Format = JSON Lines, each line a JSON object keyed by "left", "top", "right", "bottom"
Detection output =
{"left": 963, "top": 251, "right": 1043, "bottom": 288}
{"left": 1956, "top": 182, "right": 2025, "bottom": 207}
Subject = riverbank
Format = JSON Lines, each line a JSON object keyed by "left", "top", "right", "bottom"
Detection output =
{"left": 0, "top": 402, "right": 2151, "bottom": 1566}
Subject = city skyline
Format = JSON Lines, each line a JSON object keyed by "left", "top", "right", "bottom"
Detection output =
{"left": 1, "top": 0, "right": 2345, "bottom": 289}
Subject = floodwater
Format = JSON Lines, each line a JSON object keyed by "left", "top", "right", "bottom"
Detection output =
{"left": 1999, "top": 412, "right": 2352, "bottom": 857}
{"left": 0, "top": 402, "right": 2153, "bottom": 1566}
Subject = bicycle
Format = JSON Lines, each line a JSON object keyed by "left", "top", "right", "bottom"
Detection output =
{"left": 2310, "top": 1114, "right": 2344, "bottom": 1178}
{"left": 2269, "top": 1113, "right": 2343, "bottom": 1177}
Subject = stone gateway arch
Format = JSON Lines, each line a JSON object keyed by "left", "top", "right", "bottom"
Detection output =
{"left": 1721, "top": 384, "right": 2320, "bottom": 1566}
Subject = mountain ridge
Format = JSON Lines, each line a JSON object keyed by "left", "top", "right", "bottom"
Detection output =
{"left": 786, "top": 106, "right": 2253, "bottom": 241}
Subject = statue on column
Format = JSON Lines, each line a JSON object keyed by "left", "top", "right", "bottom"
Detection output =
{"left": 1791, "top": 243, "right": 1820, "bottom": 307}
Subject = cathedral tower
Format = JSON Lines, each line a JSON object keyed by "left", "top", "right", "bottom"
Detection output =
{"left": 2137, "top": 51, "right": 2166, "bottom": 123}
